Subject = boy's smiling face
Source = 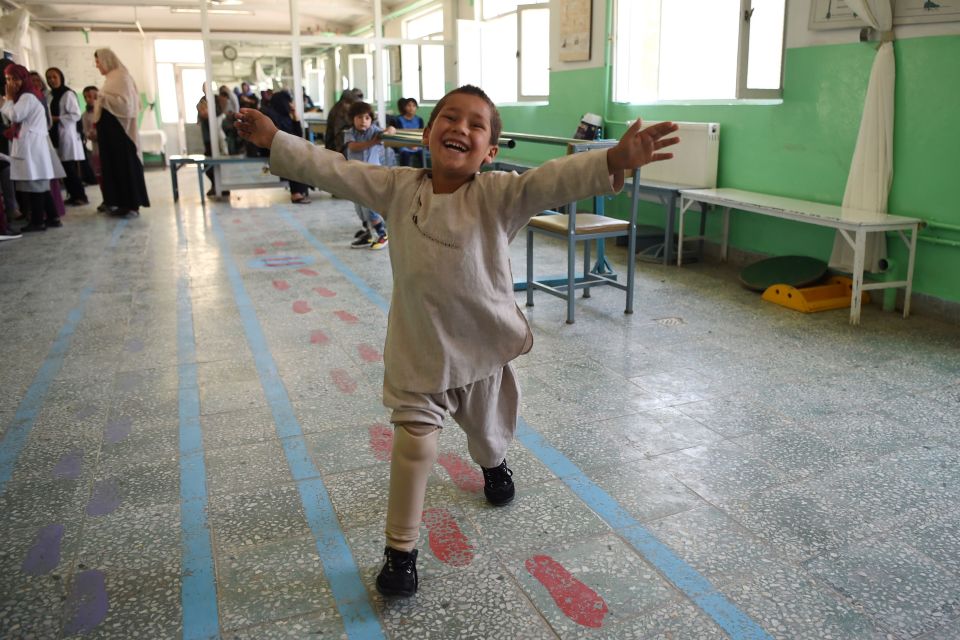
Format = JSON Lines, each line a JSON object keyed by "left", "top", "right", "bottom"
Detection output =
{"left": 353, "top": 112, "right": 372, "bottom": 132}
{"left": 423, "top": 93, "right": 498, "bottom": 187}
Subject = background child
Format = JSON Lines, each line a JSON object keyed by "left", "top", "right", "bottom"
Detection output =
{"left": 235, "top": 85, "right": 678, "bottom": 599}
{"left": 343, "top": 100, "right": 395, "bottom": 250}
{"left": 394, "top": 97, "right": 425, "bottom": 168}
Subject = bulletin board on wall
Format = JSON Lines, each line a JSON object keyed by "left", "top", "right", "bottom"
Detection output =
{"left": 810, "top": 0, "right": 960, "bottom": 29}
{"left": 559, "top": 0, "right": 592, "bottom": 62}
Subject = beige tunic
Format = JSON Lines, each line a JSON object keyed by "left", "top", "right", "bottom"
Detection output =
{"left": 271, "top": 132, "right": 619, "bottom": 393}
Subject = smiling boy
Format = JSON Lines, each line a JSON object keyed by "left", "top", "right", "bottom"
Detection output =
{"left": 236, "top": 84, "right": 678, "bottom": 598}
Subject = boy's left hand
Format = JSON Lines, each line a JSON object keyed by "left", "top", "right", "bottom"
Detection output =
{"left": 607, "top": 119, "right": 680, "bottom": 172}
{"left": 384, "top": 126, "right": 397, "bottom": 135}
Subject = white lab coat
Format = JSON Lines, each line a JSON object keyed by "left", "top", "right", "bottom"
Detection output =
{"left": 51, "top": 90, "right": 86, "bottom": 162}
{"left": 0, "top": 93, "right": 58, "bottom": 181}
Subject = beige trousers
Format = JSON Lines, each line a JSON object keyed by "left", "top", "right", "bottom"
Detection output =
{"left": 382, "top": 364, "right": 520, "bottom": 551}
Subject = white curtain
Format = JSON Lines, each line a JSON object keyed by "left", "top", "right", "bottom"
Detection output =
{"left": 828, "top": 0, "right": 895, "bottom": 273}
{"left": 0, "top": 9, "right": 31, "bottom": 64}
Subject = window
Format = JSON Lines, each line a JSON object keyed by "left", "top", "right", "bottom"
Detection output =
{"left": 402, "top": 7, "right": 446, "bottom": 103}
{"left": 614, "top": 0, "right": 785, "bottom": 103}
{"left": 458, "top": 0, "right": 550, "bottom": 104}
{"left": 154, "top": 39, "right": 206, "bottom": 124}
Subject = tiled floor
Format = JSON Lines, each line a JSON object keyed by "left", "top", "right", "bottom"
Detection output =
{"left": 1, "top": 169, "right": 958, "bottom": 639}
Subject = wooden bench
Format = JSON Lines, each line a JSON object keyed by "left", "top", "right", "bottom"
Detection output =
{"left": 677, "top": 188, "right": 923, "bottom": 325}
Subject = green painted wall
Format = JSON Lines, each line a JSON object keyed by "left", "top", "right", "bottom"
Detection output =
{"left": 492, "top": 35, "right": 960, "bottom": 304}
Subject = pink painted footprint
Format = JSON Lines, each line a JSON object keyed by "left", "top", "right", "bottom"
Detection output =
{"left": 313, "top": 287, "right": 336, "bottom": 298}
{"left": 437, "top": 452, "right": 483, "bottom": 493}
{"left": 297, "top": 268, "right": 319, "bottom": 276}
{"left": 254, "top": 247, "right": 266, "bottom": 255}
{"left": 368, "top": 423, "right": 393, "bottom": 461}
{"left": 293, "top": 300, "right": 311, "bottom": 314}
{"left": 423, "top": 508, "right": 474, "bottom": 567}
{"left": 357, "top": 344, "right": 382, "bottom": 363}
{"left": 330, "top": 369, "right": 357, "bottom": 393}
{"left": 525, "top": 555, "right": 609, "bottom": 628}
{"left": 273, "top": 280, "right": 290, "bottom": 291}
{"left": 334, "top": 310, "right": 358, "bottom": 323}
{"left": 309, "top": 330, "right": 329, "bottom": 345}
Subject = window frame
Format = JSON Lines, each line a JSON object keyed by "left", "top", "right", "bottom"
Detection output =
{"left": 613, "top": 0, "right": 786, "bottom": 104}
{"left": 402, "top": 5, "right": 446, "bottom": 104}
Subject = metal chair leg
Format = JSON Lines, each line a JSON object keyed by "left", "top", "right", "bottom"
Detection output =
{"left": 526, "top": 228, "right": 534, "bottom": 307}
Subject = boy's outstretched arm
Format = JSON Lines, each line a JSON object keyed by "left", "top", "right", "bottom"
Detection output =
{"left": 234, "top": 108, "right": 278, "bottom": 149}
{"left": 606, "top": 119, "right": 680, "bottom": 189}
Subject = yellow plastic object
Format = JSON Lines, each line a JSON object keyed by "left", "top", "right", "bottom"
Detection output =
{"left": 761, "top": 276, "right": 870, "bottom": 313}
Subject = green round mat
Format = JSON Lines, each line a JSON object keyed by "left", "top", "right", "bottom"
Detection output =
{"left": 739, "top": 255, "right": 828, "bottom": 292}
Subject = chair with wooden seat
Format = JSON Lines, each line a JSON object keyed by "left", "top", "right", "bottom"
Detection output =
{"left": 525, "top": 167, "right": 641, "bottom": 324}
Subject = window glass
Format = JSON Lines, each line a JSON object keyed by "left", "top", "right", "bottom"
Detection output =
{"left": 155, "top": 39, "right": 205, "bottom": 64}
{"left": 746, "top": 0, "right": 786, "bottom": 90}
{"left": 482, "top": 13, "right": 518, "bottom": 103}
{"left": 156, "top": 63, "right": 178, "bottom": 124}
{"left": 520, "top": 8, "right": 549, "bottom": 97}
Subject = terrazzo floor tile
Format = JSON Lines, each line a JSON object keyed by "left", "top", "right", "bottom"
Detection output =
{"left": 654, "top": 441, "right": 788, "bottom": 506}
{"left": 374, "top": 556, "right": 557, "bottom": 640}
{"left": 645, "top": 504, "right": 781, "bottom": 587}
{"left": 804, "top": 536, "right": 960, "bottom": 639}
{"left": 201, "top": 407, "right": 280, "bottom": 451}
{"left": 587, "top": 598, "right": 728, "bottom": 639}
{"left": 198, "top": 379, "right": 269, "bottom": 415}
{"left": 466, "top": 479, "right": 610, "bottom": 557}
{"left": 0, "top": 578, "right": 68, "bottom": 639}
{"left": 589, "top": 461, "right": 704, "bottom": 524}
{"left": 204, "top": 440, "right": 295, "bottom": 496}
{"left": 0, "top": 474, "right": 91, "bottom": 537}
{"left": 611, "top": 407, "right": 726, "bottom": 458}
{"left": 216, "top": 535, "right": 339, "bottom": 630}
{"left": 504, "top": 533, "right": 678, "bottom": 638}
{"left": 730, "top": 425, "right": 849, "bottom": 481}
{"left": 89, "top": 460, "right": 181, "bottom": 518}
{"left": 726, "top": 562, "right": 888, "bottom": 640}
{"left": 676, "top": 395, "right": 794, "bottom": 438}
{"left": 224, "top": 610, "right": 345, "bottom": 639}
{"left": 209, "top": 483, "right": 312, "bottom": 550}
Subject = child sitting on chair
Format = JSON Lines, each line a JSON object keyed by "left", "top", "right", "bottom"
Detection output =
{"left": 235, "top": 85, "right": 678, "bottom": 598}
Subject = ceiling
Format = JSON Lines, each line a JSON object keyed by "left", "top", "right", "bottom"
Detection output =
{"left": 13, "top": 0, "right": 408, "bottom": 35}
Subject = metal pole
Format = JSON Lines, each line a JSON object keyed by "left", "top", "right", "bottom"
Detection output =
{"left": 373, "top": 0, "right": 386, "bottom": 128}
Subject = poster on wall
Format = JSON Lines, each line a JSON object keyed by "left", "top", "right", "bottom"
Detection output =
{"left": 559, "top": 0, "right": 592, "bottom": 62}
{"left": 810, "top": 0, "right": 960, "bottom": 29}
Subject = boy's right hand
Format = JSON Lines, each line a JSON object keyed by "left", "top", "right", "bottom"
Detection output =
{"left": 235, "top": 108, "right": 279, "bottom": 149}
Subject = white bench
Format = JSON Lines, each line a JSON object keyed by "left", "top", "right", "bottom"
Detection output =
{"left": 677, "top": 188, "right": 923, "bottom": 325}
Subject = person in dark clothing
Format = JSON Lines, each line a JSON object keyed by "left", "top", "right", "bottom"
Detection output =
{"left": 93, "top": 48, "right": 149, "bottom": 217}
{"left": 261, "top": 90, "right": 310, "bottom": 203}
{"left": 0, "top": 58, "right": 21, "bottom": 233}
{"left": 197, "top": 87, "right": 230, "bottom": 198}
{"left": 46, "top": 67, "right": 88, "bottom": 205}
{"left": 322, "top": 88, "right": 362, "bottom": 155}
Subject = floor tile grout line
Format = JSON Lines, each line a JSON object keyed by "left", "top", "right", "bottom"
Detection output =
{"left": 206, "top": 206, "right": 387, "bottom": 640}
{"left": 0, "top": 220, "right": 130, "bottom": 495}
{"left": 281, "top": 206, "right": 773, "bottom": 640}
{"left": 176, "top": 206, "right": 222, "bottom": 640}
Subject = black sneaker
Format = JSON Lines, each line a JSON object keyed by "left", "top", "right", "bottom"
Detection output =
{"left": 350, "top": 232, "right": 372, "bottom": 248}
{"left": 375, "top": 547, "right": 418, "bottom": 597}
{"left": 481, "top": 459, "right": 515, "bottom": 506}
{"left": 354, "top": 227, "right": 368, "bottom": 238}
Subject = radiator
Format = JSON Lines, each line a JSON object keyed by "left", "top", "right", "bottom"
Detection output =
{"left": 638, "top": 121, "right": 720, "bottom": 188}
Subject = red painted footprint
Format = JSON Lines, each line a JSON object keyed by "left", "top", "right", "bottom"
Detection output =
{"left": 423, "top": 508, "right": 474, "bottom": 567}
{"left": 437, "top": 453, "right": 483, "bottom": 493}
{"left": 313, "top": 287, "right": 336, "bottom": 298}
{"left": 357, "top": 344, "right": 382, "bottom": 363}
{"left": 525, "top": 555, "right": 609, "bottom": 628}
{"left": 334, "top": 310, "right": 358, "bottom": 323}
{"left": 293, "top": 300, "right": 311, "bottom": 314}
{"left": 369, "top": 423, "right": 393, "bottom": 461}
{"left": 272, "top": 241, "right": 288, "bottom": 247}
{"left": 297, "top": 268, "right": 318, "bottom": 276}
{"left": 309, "top": 330, "right": 329, "bottom": 345}
{"left": 254, "top": 247, "right": 266, "bottom": 255}
{"left": 273, "top": 280, "right": 290, "bottom": 291}
{"left": 330, "top": 369, "right": 357, "bottom": 393}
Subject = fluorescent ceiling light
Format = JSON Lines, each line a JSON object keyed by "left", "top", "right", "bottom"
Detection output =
{"left": 170, "top": 7, "right": 254, "bottom": 14}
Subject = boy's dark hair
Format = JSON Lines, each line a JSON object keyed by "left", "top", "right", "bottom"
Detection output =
{"left": 82, "top": 85, "right": 98, "bottom": 94}
{"left": 426, "top": 85, "right": 501, "bottom": 145}
{"left": 404, "top": 97, "right": 418, "bottom": 109}
{"left": 348, "top": 100, "right": 374, "bottom": 120}
{"left": 396, "top": 97, "right": 407, "bottom": 112}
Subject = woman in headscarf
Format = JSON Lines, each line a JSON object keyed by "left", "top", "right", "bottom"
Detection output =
{"left": 261, "top": 90, "right": 310, "bottom": 203}
{"left": 45, "top": 67, "right": 88, "bottom": 206}
{"left": 0, "top": 64, "right": 61, "bottom": 232}
{"left": 93, "top": 48, "right": 149, "bottom": 217}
